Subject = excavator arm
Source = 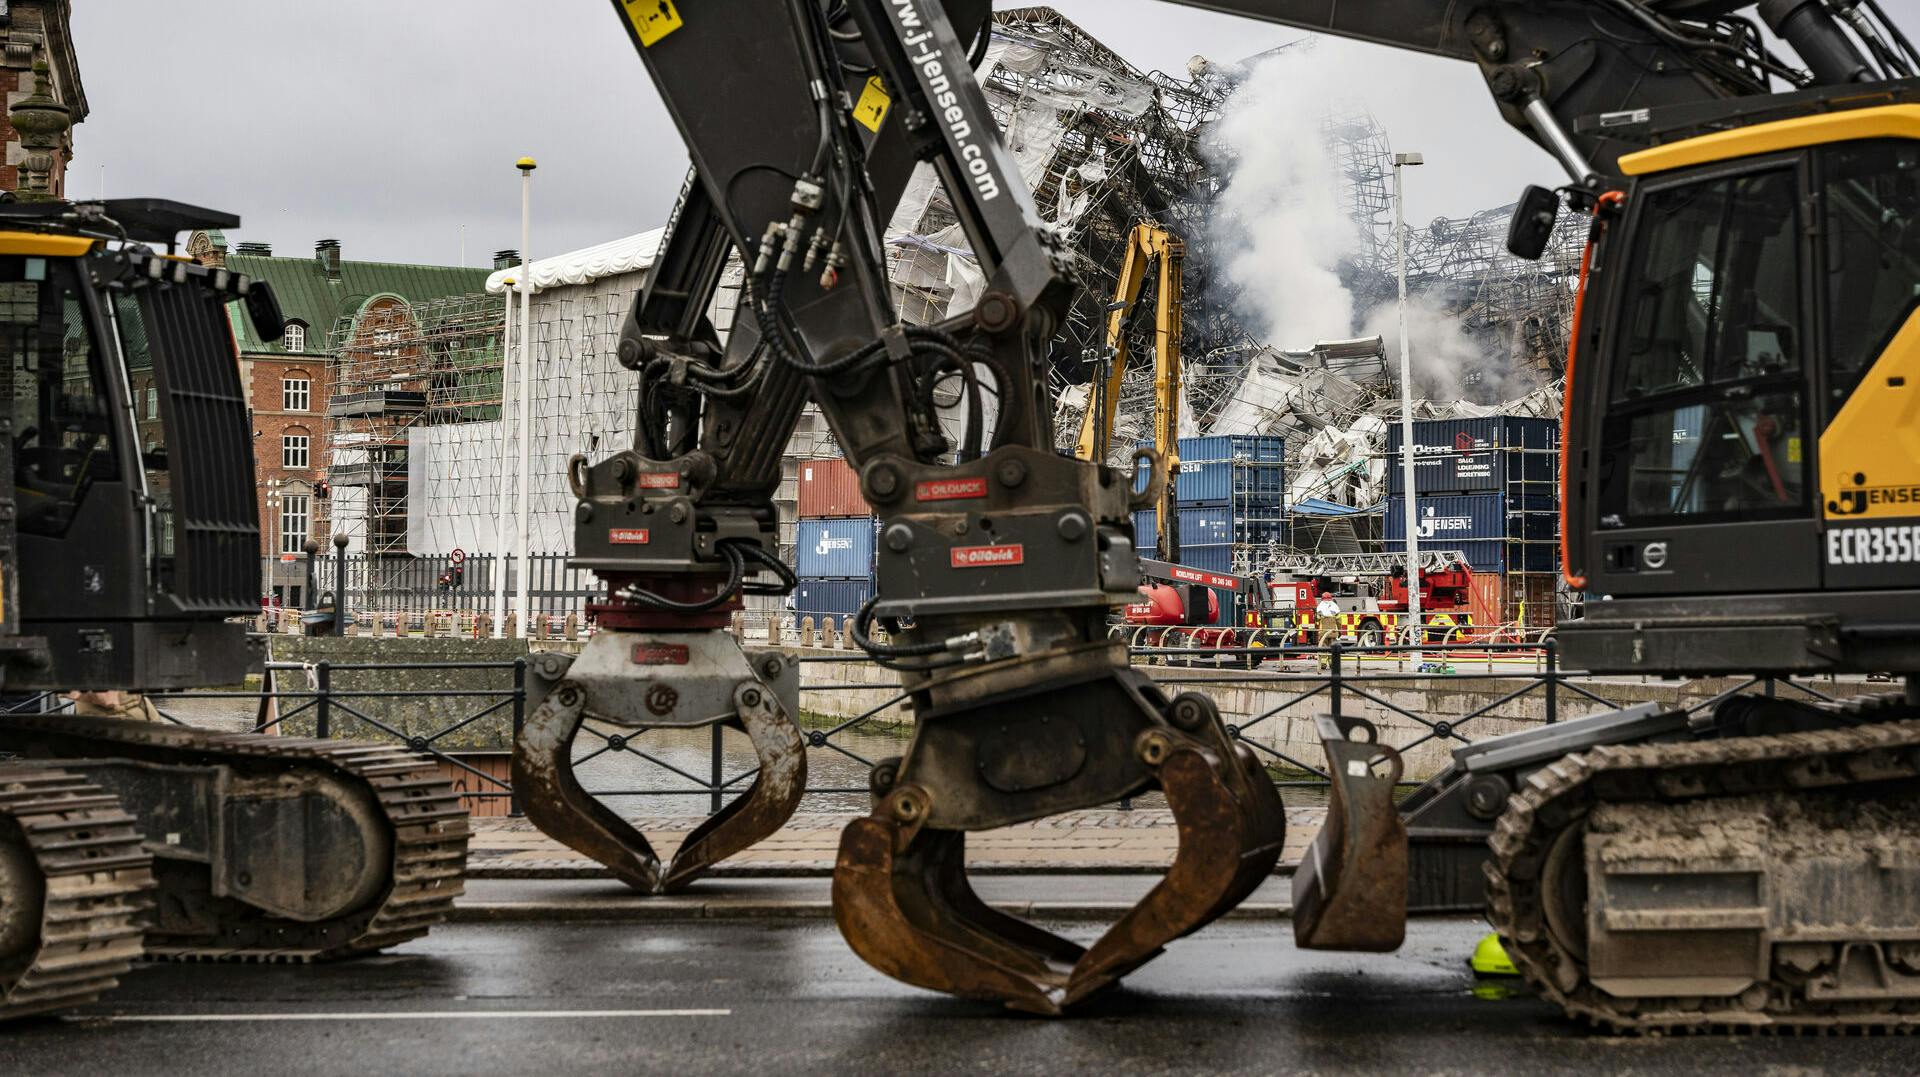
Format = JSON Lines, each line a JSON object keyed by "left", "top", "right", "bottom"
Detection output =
{"left": 1163, "top": 1, "right": 1913, "bottom": 185}
{"left": 1075, "top": 222, "right": 1184, "bottom": 560}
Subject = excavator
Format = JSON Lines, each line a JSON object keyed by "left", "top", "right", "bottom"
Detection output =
{"left": 524, "top": 0, "right": 1920, "bottom": 1030}
{"left": 1076, "top": 220, "right": 1185, "bottom": 562}
{"left": 0, "top": 200, "right": 468, "bottom": 1021}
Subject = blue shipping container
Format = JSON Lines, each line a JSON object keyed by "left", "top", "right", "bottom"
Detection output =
{"left": 1385, "top": 416, "right": 1557, "bottom": 496}
{"left": 1383, "top": 492, "right": 1557, "bottom": 573}
{"left": 1135, "top": 507, "right": 1287, "bottom": 551}
{"left": 1173, "top": 459, "right": 1286, "bottom": 506}
{"left": 796, "top": 518, "right": 877, "bottom": 578}
{"left": 1168, "top": 434, "right": 1285, "bottom": 464}
{"left": 791, "top": 577, "right": 872, "bottom": 624}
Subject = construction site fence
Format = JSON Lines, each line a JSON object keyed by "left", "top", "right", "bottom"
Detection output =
{"left": 301, "top": 552, "right": 601, "bottom": 619}
{"left": 6, "top": 643, "right": 1862, "bottom": 819}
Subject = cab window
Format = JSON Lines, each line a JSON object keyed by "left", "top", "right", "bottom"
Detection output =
{"left": 0, "top": 256, "right": 120, "bottom": 536}
{"left": 1821, "top": 138, "right": 1920, "bottom": 422}
{"left": 1599, "top": 165, "right": 1808, "bottom": 526}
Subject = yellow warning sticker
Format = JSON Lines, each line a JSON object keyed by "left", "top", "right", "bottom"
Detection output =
{"left": 622, "top": 0, "right": 683, "bottom": 47}
{"left": 853, "top": 76, "right": 890, "bottom": 133}
{"left": 1788, "top": 436, "right": 1803, "bottom": 464}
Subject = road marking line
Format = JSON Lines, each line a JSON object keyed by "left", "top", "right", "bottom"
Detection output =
{"left": 74, "top": 1009, "right": 730, "bottom": 1023}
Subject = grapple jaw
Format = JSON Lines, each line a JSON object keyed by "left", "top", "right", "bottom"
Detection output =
{"left": 832, "top": 682, "right": 1285, "bottom": 1014}
{"left": 1293, "top": 714, "right": 1409, "bottom": 952}
{"left": 511, "top": 631, "right": 806, "bottom": 894}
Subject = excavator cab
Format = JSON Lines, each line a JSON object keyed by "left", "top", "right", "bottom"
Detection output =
{"left": 0, "top": 198, "right": 276, "bottom": 691}
{"left": 1557, "top": 88, "right": 1920, "bottom": 677}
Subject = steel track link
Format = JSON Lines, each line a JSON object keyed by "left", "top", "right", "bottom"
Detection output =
{"left": 0, "top": 716, "right": 469, "bottom": 963}
{"left": 1485, "top": 698, "right": 1920, "bottom": 1035}
{"left": 0, "top": 764, "right": 153, "bottom": 1021}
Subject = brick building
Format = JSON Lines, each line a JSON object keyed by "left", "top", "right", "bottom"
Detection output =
{"left": 0, "top": 2, "right": 85, "bottom": 199}
{"left": 189, "top": 232, "right": 490, "bottom": 605}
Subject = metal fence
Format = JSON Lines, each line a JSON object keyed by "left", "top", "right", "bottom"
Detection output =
{"left": 5, "top": 643, "right": 1862, "bottom": 814}
{"left": 305, "top": 551, "right": 601, "bottom": 617}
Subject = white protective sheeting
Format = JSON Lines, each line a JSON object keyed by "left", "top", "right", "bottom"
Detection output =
{"left": 484, "top": 229, "right": 664, "bottom": 296}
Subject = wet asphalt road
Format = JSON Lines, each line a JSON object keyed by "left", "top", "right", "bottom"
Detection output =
{"left": 6, "top": 917, "right": 1912, "bottom": 1076}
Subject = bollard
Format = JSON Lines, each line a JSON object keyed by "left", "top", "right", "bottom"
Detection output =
{"left": 731, "top": 611, "right": 744, "bottom": 642}
{"left": 564, "top": 613, "right": 579, "bottom": 641}
{"left": 767, "top": 615, "right": 782, "bottom": 645}
{"left": 800, "top": 616, "right": 815, "bottom": 648}
{"left": 841, "top": 616, "right": 855, "bottom": 651}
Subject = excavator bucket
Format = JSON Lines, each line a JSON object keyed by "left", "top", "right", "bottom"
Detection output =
{"left": 833, "top": 683, "right": 1284, "bottom": 1014}
{"left": 513, "top": 632, "right": 806, "bottom": 894}
{"left": 1293, "top": 715, "right": 1408, "bottom": 952}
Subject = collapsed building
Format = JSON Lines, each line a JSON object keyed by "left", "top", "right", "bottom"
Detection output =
{"left": 329, "top": 6, "right": 1580, "bottom": 621}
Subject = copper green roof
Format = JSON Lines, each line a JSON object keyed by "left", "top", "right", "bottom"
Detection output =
{"left": 223, "top": 250, "right": 491, "bottom": 356}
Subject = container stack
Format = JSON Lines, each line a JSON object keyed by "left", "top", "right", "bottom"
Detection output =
{"left": 1132, "top": 434, "right": 1287, "bottom": 576}
{"left": 793, "top": 457, "right": 877, "bottom": 630}
{"left": 1382, "top": 416, "right": 1559, "bottom": 626}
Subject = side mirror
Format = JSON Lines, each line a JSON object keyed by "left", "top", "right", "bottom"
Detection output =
{"left": 243, "top": 279, "right": 287, "bottom": 343}
{"left": 1505, "top": 185, "right": 1561, "bottom": 261}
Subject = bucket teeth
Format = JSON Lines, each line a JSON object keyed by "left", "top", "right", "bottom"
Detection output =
{"left": 833, "top": 727, "right": 1285, "bottom": 1014}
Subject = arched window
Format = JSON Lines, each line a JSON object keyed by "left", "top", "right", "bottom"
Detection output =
{"left": 282, "top": 427, "right": 310, "bottom": 470}
{"left": 282, "top": 371, "right": 311, "bottom": 412}
{"left": 283, "top": 323, "right": 306, "bottom": 352}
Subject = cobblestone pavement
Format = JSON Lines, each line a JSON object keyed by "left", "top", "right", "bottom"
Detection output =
{"left": 468, "top": 807, "right": 1329, "bottom": 875}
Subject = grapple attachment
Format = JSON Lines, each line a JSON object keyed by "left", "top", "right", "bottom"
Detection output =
{"left": 1293, "top": 714, "right": 1408, "bottom": 952}
{"left": 513, "top": 630, "right": 806, "bottom": 894}
{"left": 833, "top": 673, "right": 1284, "bottom": 1014}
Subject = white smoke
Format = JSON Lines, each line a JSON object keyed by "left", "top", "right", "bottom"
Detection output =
{"left": 1207, "top": 47, "right": 1496, "bottom": 403}
{"left": 1207, "top": 48, "right": 1358, "bottom": 348}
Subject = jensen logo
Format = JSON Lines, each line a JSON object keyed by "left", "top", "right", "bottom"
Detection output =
{"left": 815, "top": 535, "right": 855, "bottom": 556}
{"left": 1415, "top": 507, "right": 1471, "bottom": 539}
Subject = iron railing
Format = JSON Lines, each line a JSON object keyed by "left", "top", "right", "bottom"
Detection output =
{"left": 3, "top": 643, "right": 1867, "bottom": 813}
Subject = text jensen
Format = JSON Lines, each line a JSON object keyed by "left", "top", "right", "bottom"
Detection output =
{"left": 889, "top": 0, "right": 1002, "bottom": 201}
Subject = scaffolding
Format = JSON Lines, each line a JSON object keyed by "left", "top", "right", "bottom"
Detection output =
{"left": 324, "top": 293, "right": 506, "bottom": 560}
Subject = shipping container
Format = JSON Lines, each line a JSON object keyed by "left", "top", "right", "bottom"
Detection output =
{"left": 796, "top": 517, "right": 877, "bottom": 578}
{"left": 796, "top": 457, "right": 871, "bottom": 518}
{"left": 1383, "top": 492, "right": 1557, "bottom": 574}
{"left": 1385, "top": 416, "right": 1557, "bottom": 496}
{"left": 1161, "top": 434, "right": 1285, "bottom": 464}
{"left": 1134, "top": 507, "right": 1287, "bottom": 552}
{"left": 791, "top": 576, "right": 873, "bottom": 625}
{"left": 1173, "top": 459, "right": 1286, "bottom": 506}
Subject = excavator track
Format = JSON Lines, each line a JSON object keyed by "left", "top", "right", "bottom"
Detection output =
{"left": 0, "top": 764, "right": 152, "bottom": 1020}
{"left": 0, "top": 716, "right": 469, "bottom": 963}
{"left": 1486, "top": 699, "right": 1920, "bottom": 1035}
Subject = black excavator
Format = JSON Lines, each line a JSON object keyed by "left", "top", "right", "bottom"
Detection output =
{"left": 518, "top": 0, "right": 1920, "bottom": 1030}
{"left": 0, "top": 200, "right": 468, "bottom": 1021}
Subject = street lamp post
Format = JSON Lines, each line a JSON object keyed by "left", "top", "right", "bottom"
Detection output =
{"left": 1392, "top": 151, "right": 1425, "bottom": 662}
{"left": 264, "top": 479, "right": 281, "bottom": 604}
{"left": 491, "top": 272, "right": 516, "bottom": 639}
{"left": 513, "top": 157, "right": 537, "bottom": 640}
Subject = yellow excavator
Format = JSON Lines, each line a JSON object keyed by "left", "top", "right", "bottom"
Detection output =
{"left": 595, "top": 0, "right": 1920, "bottom": 1031}
{"left": 1076, "top": 221, "right": 1184, "bottom": 561}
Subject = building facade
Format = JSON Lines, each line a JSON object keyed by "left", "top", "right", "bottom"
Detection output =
{"left": 189, "top": 233, "right": 491, "bottom": 605}
{"left": 0, "top": 2, "right": 85, "bottom": 199}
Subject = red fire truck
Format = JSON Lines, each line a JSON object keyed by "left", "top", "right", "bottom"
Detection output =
{"left": 1260, "top": 551, "right": 1475, "bottom": 645}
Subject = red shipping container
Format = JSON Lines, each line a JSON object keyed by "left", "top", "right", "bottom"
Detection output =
{"left": 797, "top": 457, "right": 871, "bottom": 518}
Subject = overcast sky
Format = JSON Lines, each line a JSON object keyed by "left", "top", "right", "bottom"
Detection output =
{"left": 69, "top": 1, "right": 1920, "bottom": 267}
